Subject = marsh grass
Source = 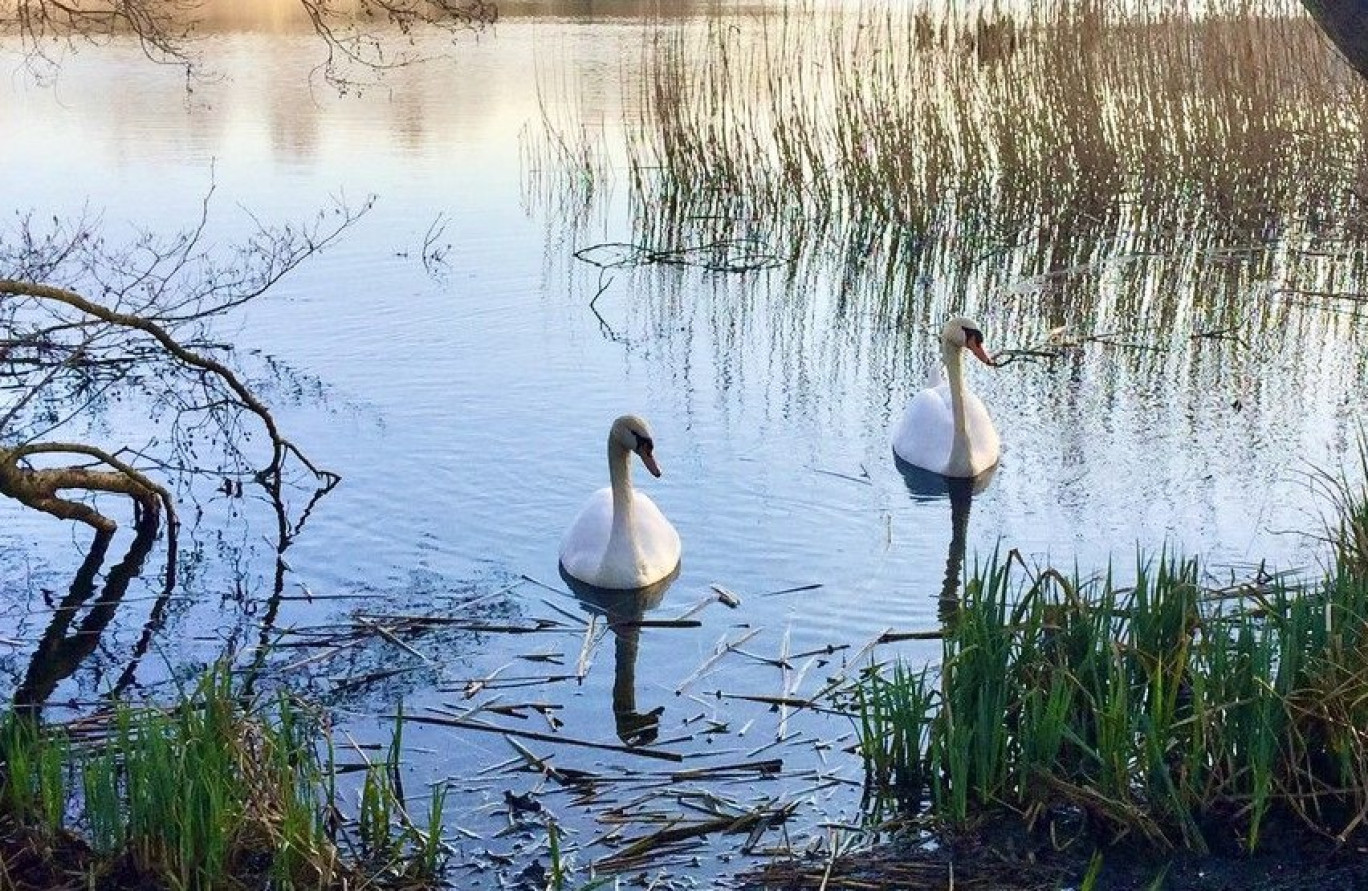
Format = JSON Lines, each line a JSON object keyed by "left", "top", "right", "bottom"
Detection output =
{"left": 532, "top": 0, "right": 1368, "bottom": 355}
{"left": 848, "top": 463, "right": 1368, "bottom": 854}
{"left": 627, "top": 1, "right": 1368, "bottom": 259}
{"left": 0, "top": 667, "right": 447, "bottom": 889}
{"left": 1321, "top": 441, "right": 1368, "bottom": 581}
{"left": 853, "top": 662, "right": 935, "bottom": 820}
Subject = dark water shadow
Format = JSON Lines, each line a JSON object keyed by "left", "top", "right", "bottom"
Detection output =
{"left": 895, "top": 456, "right": 996, "bottom": 621}
{"left": 559, "top": 564, "right": 680, "bottom": 747}
{"left": 9, "top": 463, "right": 336, "bottom": 720}
{"left": 12, "top": 507, "right": 164, "bottom": 721}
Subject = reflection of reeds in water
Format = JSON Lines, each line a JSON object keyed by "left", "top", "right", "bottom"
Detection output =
{"left": 521, "top": 66, "right": 617, "bottom": 243}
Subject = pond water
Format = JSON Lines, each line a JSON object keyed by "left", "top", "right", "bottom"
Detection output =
{"left": 3, "top": 2, "right": 1368, "bottom": 886}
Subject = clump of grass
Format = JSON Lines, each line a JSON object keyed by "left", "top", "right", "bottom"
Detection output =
{"left": 849, "top": 465, "right": 1368, "bottom": 854}
{"left": 1323, "top": 441, "right": 1368, "bottom": 581}
{"left": 0, "top": 666, "right": 447, "bottom": 889}
{"left": 0, "top": 714, "right": 68, "bottom": 831}
{"left": 352, "top": 702, "right": 449, "bottom": 883}
{"left": 853, "top": 661, "right": 935, "bottom": 817}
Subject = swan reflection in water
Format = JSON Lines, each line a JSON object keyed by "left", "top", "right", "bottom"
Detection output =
{"left": 560, "top": 564, "right": 680, "bottom": 747}
{"left": 895, "top": 456, "right": 997, "bottom": 620}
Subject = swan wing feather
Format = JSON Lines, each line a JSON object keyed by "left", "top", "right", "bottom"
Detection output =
{"left": 559, "top": 487, "right": 615, "bottom": 582}
{"left": 962, "top": 390, "right": 1001, "bottom": 474}
{"left": 623, "top": 493, "right": 682, "bottom": 580}
{"left": 892, "top": 380, "right": 1000, "bottom": 477}
{"left": 892, "top": 381, "right": 954, "bottom": 472}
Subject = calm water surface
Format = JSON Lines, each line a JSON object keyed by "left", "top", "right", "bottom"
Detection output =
{"left": 3, "top": 4, "right": 1367, "bottom": 884}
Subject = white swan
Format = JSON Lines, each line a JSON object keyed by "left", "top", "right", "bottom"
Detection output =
{"left": 559, "top": 414, "right": 682, "bottom": 590}
{"left": 892, "top": 316, "right": 1000, "bottom": 478}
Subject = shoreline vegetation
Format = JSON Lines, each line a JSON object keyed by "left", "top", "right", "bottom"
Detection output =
{"left": 0, "top": 670, "right": 446, "bottom": 890}
{"left": 745, "top": 450, "right": 1368, "bottom": 890}
{"left": 4, "top": 462, "right": 1365, "bottom": 889}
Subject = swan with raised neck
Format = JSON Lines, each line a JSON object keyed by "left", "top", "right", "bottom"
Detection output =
{"left": 892, "top": 316, "right": 1000, "bottom": 478}
{"left": 559, "top": 414, "right": 682, "bottom": 590}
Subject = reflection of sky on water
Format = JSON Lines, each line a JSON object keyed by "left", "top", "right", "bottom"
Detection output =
{"left": 5, "top": 13, "right": 1366, "bottom": 650}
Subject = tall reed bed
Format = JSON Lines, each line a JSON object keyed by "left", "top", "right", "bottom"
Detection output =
{"left": 0, "top": 668, "right": 446, "bottom": 888}
{"left": 629, "top": 0, "right": 1368, "bottom": 245}
{"left": 584, "top": 0, "right": 1368, "bottom": 332}
{"left": 524, "top": 0, "right": 1368, "bottom": 412}
{"left": 850, "top": 464, "right": 1368, "bottom": 852}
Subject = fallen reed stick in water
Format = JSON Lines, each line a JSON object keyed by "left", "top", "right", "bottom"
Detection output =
{"left": 439, "top": 674, "right": 581, "bottom": 695}
{"left": 329, "top": 665, "right": 422, "bottom": 692}
{"left": 761, "top": 583, "right": 823, "bottom": 597}
{"left": 712, "top": 692, "right": 847, "bottom": 715}
{"left": 399, "top": 712, "right": 685, "bottom": 762}
{"left": 876, "top": 629, "right": 945, "bottom": 643}
{"left": 599, "top": 800, "right": 794, "bottom": 867}
{"left": 575, "top": 615, "right": 601, "bottom": 679}
{"left": 675, "top": 628, "right": 764, "bottom": 692}
{"left": 615, "top": 617, "right": 702, "bottom": 629}
{"left": 668, "top": 758, "right": 783, "bottom": 780}
{"left": 354, "top": 616, "right": 435, "bottom": 666}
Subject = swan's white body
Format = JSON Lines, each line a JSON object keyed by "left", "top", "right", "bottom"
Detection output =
{"left": 892, "top": 317, "right": 1000, "bottom": 478}
{"left": 560, "top": 415, "right": 682, "bottom": 590}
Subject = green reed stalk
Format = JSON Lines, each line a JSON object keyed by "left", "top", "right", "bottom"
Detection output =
{"left": 548, "top": 817, "right": 566, "bottom": 890}
{"left": 82, "top": 745, "right": 122, "bottom": 854}
{"left": 853, "top": 661, "right": 934, "bottom": 814}
{"left": 414, "top": 780, "right": 449, "bottom": 880}
{"left": 0, "top": 714, "right": 68, "bottom": 830}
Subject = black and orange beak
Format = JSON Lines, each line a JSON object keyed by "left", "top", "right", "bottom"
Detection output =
{"left": 965, "top": 329, "right": 996, "bottom": 367}
{"left": 632, "top": 432, "right": 662, "bottom": 477}
{"left": 638, "top": 447, "right": 662, "bottom": 478}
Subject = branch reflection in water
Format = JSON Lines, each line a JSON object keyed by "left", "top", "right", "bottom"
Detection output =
{"left": 8, "top": 459, "right": 336, "bottom": 723}
{"left": 895, "top": 457, "right": 996, "bottom": 623}
{"left": 561, "top": 565, "right": 680, "bottom": 747}
{"left": 12, "top": 507, "right": 165, "bottom": 721}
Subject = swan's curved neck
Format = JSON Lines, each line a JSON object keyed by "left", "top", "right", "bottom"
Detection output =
{"left": 942, "top": 340, "right": 971, "bottom": 474}
{"left": 608, "top": 439, "right": 636, "bottom": 524}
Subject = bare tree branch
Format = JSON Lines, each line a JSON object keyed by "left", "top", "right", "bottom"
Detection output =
{"left": 0, "top": 0, "right": 498, "bottom": 89}
{"left": 4, "top": 279, "right": 302, "bottom": 478}
{"left": 2, "top": 0, "right": 200, "bottom": 80}
{"left": 1, "top": 194, "right": 364, "bottom": 587}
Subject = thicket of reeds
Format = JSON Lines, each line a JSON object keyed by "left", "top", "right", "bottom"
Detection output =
{"left": 0, "top": 668, "right": 446, "bottom": 889}
{"left": 531, "top": 0, "right": 1368, "bottom": 342}
{"left": 849, "top": 455, "right": 1368, "bottom": 854}
{"left": 636, "top": 1, "right": 1366, "bottom": 249}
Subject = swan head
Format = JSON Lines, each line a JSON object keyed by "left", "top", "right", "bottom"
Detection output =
{"left": 610, "top": 414, "right": 662, "bottom": 477}
{"left": 942, "top": 316, "right": 996, "bottom": 367}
